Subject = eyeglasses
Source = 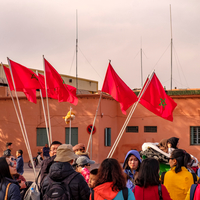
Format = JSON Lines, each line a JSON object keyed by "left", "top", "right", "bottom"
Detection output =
{"left": 50, "top": 148, "right": 57, "bottom": 152}
{"left": 168, "top": 158, "right": 174, "bottom": 161}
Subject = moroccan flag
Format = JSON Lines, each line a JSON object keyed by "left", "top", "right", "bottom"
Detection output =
{"left": 139, "top": 73, "right": 177, "bottom": 121}
{"left": 8, "top": 59, "right": 41, "bottom": 90}
{"left": 3, "top": 65, "right": 37, "bottom": 103}
{"left": 44, "top": 58, "right": 78, "bottom": 105}
{"left": 37, "top": 73, "right": 58, "bottom": 100}
{"left": 102, "top": 63, "right": 138, "bottom": 114}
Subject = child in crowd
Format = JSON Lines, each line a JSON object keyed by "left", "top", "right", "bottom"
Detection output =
{"left": 88, "top": 168, "right": 98, "bottom": 189}
{"left": 76, "top": 156, "right": 95, "bottom": 183}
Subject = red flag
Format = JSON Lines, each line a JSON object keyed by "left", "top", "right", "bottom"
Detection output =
{"left": 102, "top": 63, "right": 138, "bottom": 114}
{"left": 37, "top": 73, "right": 58, "bottom": 100}
{"left": 139, "top": 73, "right": 177, "bottom": 121}
{"left": 44, "top": 58, "right": 78, "bottom": 105}
{"left": 3, "top": 65, "right": 37, "bottom": 103}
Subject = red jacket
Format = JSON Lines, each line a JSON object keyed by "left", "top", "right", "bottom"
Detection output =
{"left": 134, "top": 185, "right": 172, "bottom": 200}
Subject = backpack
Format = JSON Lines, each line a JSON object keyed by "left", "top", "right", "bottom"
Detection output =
{"left": 91, "top": 187, "right": 128, "bottom": 200}
{"left": 42, "top": 171, "right": 78, "bottom": 200}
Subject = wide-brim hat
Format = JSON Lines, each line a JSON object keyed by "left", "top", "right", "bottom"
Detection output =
{"left": 76, "top": 156, "right": 95, "bottom": 166}
{"left": 54, "top": 144, "right": 79, "bottom": 162}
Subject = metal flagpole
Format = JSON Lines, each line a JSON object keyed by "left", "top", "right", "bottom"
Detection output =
{"left": 36, "top": 70, "right": 50, "bottom": 146}
{"left": 6, "top": 59, "right": 37, "bottom": 178}
{"left": 69, "top": 107, "right": 72, "bottom": 144}
{"left": 43, "top": 55, "right": 52, "bottom": 144}
{"left": 107, "top": 70, "right": 155, "bottom": 158}
{"left": 86, "top": 91, "right": 103, "bottom": 157}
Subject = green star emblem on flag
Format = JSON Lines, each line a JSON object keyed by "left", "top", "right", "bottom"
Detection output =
{"left": 159, "top": 98, "right": 166, "bottom": 108}
{"left": 31, "top": 73, "right": 38, "bottom": 81}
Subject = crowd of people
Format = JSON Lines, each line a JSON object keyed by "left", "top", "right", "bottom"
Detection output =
{"left": 1, "top": 137, "right": 200, "bottom": 200}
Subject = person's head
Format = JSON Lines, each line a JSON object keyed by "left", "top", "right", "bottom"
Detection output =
{"left": 6, "top": 142, "right": 12, "bottom": 150}
{"left": 135, "top": 158, "right": 160, "bottom": 187}
{"left": 167, "top": 137, "right": 179, "bottom": 149}
{"left": 45, "top": 144, "right": 48, "bottom": 148}
{"left": 16, "top": 149, "right": 23, "bottom": 158}
{"left": 73, "top": 143, "right": 85, "bottom": 154}
{"left": 95, "top": 158, "right": 126, "bottom": 191}
{"left": 54, "top": 144, "right": 78, "bottom": 164}
{"left": 169, "top": 149, "right": 189, "bottom": 173}
{"left": 49, "top": 141, "right": 62, "bottom": 157}
{"left": 0, "top": 157, "right": 13, "bottom": 188}
{"left": 158, "top": 139, "right": 168, "bottom": 153}
{"left": 89, "top": 168, "right": 98, "bottom": 188}
{"left": 123, "top": 150, "right": 141, "bottom": 172}
{"left": 76, "top": 156, "right": 95, "bottom": 172}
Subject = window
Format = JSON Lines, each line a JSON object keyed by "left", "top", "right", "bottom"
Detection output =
{"left": 126, "top": 126, "right": 138, "bottom": 133}
{"left": 37, "top": 128, "right": 49, "bottom": 146}
{"left": 144, "top": 126, "right": 157, "bottom": 133}
{"left": 65, "top": 127, "right": 78, "bottom": 146}
{"left": 190, "top": 126, "right": 200, "bottom": 145}
{"left": 105, "top": 128, "right": 111, "bottom": 146}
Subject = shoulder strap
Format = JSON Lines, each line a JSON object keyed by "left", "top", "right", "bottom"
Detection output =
{"left": 161, "top": 172, "right": 166, "bottom": 184}
{"left": 91, "top": 189, "right": 94, "bottom": 200}
{"left": 158, "top": 184, "right": 163, "bottom": 200}
{"left": 190, "top": 184, "right": 198, "bottom": 200}
{"left": 4, "top": 183, "right": 11, "bottom": 200}
{"left": 192, "top": 172, "right": 197, "bottom": 184}
{"left": 122, "top": 187, "right": 128, "bottom": 200}
{"left": 64, "top": 171, "right": 79, "bottom": 185}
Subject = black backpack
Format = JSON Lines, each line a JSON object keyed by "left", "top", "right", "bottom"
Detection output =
{"left": 43, "top": 171, "right": 78, "bottom": 200}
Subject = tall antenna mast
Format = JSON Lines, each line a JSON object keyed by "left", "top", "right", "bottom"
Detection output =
{"left": 140, "top": 37, "right": 143, "bottom": 87}
{"left": 76, "top": 10, "right": 78, "bottom": 92}
{"left": 170, "top": 4, "right": 173, "bottom": 90}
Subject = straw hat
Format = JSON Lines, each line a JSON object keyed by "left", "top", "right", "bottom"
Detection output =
{"left": 54, "top": 144, "right": 79, "bottom": 162}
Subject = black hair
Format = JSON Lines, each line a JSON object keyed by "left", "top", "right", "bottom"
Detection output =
{"left": 17, "top": 149, "right": 23, "bottom": 155}
{"left": 135, "top": 158, "right": 160, "bottom": 188}
{"left": 171, "top": 149, "right": 189, "bottom": 173}
{"left": 90, "top": 168, "right": 98, "bottom": 175}
{"left": 0, "top": 157, "right": 13, "bottom": 190}
{"left": 6, "top": 142, "right": 12, "bottom": 148}
{"left": 123, "top": 153, "right": 140, "bottom": 172}
{"left": 167, "top": 137, "right": 179, "bottom": 149}
{"left": 50, "top": 141, "right": 62, "bottom": 149}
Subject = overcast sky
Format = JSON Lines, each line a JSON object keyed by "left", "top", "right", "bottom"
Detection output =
{"left": 1, "top": 0, "right": 200, "bottom": 90}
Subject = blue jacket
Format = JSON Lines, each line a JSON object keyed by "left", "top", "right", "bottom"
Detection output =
{"left": 114, "top": 188, "right": 135, "bottom": 200}
{"left": 16, "top": 155, "right": 24, "bottom": 175}
{"left": 0, "top": 178, "right": 21, "bottom": 200}
{"left": 43, "top": 147, "right": 50, "bottom": 157}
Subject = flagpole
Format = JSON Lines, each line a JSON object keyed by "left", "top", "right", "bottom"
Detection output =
{"left": 86, "top": 91, "right": 103, "bottom": 158}
{"left": 36, "top": 70, "right": 50, "bottom": 146}
{"left": 2, "top": 63, "right": 33, "bottom": 160}
{"left": 43, "top": 55, "right": 52, "bottom": 144}
{"left": 107, "top": 71, "right": 155, "bottom": 158}
{"left": 69, "top": 107, "right": 72, "bottom": 144}
{"left": 6, "top": 59, "right": 37, "bottom": 178}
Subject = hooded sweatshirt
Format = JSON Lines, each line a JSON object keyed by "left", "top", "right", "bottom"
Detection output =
{"left": 123, "top": 150, "right": 142, "bottom": 190}
{"left": 90, "top": 182, "right": 135, "bottom": 200}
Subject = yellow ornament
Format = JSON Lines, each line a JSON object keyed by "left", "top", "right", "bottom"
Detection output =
{"left": 63, "top": 111, "right": 76, "bottom": 124}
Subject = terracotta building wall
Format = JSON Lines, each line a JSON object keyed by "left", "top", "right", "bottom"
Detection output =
{"left": 1, "top": 92, "right": 200, "bottom": 164}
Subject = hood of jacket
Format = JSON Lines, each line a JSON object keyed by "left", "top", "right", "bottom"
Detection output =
{"left": 123, "top": 150, "right": 141, "bottom": 169}
{"left": 93, "top": 182, "right": 118, "bottom": 200}
{"left": 49, "top": 161, "right": 75, "bottom": 181}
